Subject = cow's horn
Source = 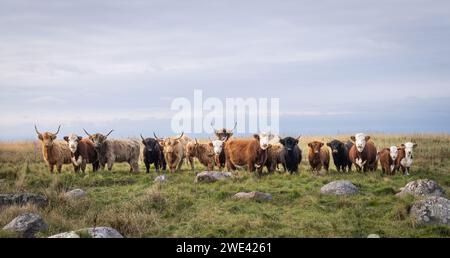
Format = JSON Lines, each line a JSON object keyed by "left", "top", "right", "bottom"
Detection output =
{"left": 176, "top": 132, "right": 184, "bottom": 140}
{"left": 83, "top": 128, "right": 92, "bottom": 137}
{"left": 153, "top": 132, "right": 162, "bottom": 140}
{"left": 297, "top": 135, "right": 302, "bottom": 140}
{"left": 230, "top": 121, "right": 237, "bottom": 132}
{"left": 105, "top": 130, "right": 114, "bottom": 137}
{"left": 34, "top": 125, "right": 41, "bottom": 135}
{"left": 54, "top": 125, "right": 61, "bottom": 135}
{"left": 140, "top": 134, "right": 145, "bottom": 141}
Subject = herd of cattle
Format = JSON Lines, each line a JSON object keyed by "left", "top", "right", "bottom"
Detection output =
{"left": 33, "top": 124, "right": 418, "bottom": 176}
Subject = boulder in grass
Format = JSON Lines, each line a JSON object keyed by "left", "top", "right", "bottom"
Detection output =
{"left": 154, "top": 174, "right": 168, "bottom": 183}
{"left": 195, "top": 171, "right": 232, "bottom": 183}
{"left": 63, "top": 189, "right": 87, "bottom": 199}
{"left": 48, "top": 227, "right": 123, "bottom": 238}
{"left": 396, "top": 179, "right": 445, "bottom": 198}
{"left": 0, "top": 193, "right": 48, "bottom": 207}
{"left": 410, "top": 196, "right": 450, "bottom": 226}
{"left": 233, "top": 191, "right": 273, "bottom": 202}
{"left": 2, "top": 213, "right": 48, "bottom": 238}
{"left": 320, "top": 180, "right": 359, "bottom": 196}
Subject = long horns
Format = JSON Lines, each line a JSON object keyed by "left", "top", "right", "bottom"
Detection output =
{"left": 35, "top": 125, "right": 61, "bottom": 135}
{"left": 211, "top": 121, "right": 237, "bottom": 132}
{"left": 176, "top": 132, "right": 184, "bottom": 140}
{"left": 83, "top": 128, "right": 92, "bottom": 137}
{"left": 140, "top": 134, "right": 145, "bottom": 141}
{"left": 105, "top": 130, "right": 114, "bottom": 137}
{"left": 153, "top": 132, "right": 161, "bottom": 140}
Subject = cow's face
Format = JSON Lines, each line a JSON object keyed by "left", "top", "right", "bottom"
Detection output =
{"left": 402, "top": 142, "right": 417, "bottom": 159}
{"left": 389, "top": 146, "right": 399, "bottom": 160}
{"left": 327, "top": 140, "right": 344, "bottom": 154}
{"left": 280, "top": 137, "right": 299, "bottom": 152}
{"left": 308, "top": 141, "right": 324, "bottom": 154}
{"left": 215, "top": 129, "right": 233, "bottom": 141}
{"left": 211, "top": 139, "right": 225, "bottom": 155}
{"left": 89, "top": 133, "right": 108, "bottom": 148}
{"left": 163, "top": 138, "right": 180, "bottom": 154}
{"left": 142, "top": 138, "right": 158, "bottom": 153}
{"left": 254, "top": 132, "right": 273, "bottom": 150}
{"left": 63, "top": 133, "right": 82, "bottom": 153}
{"left": 351, "top": 133, "right": 370, "bottom": 153}
{"left": 35, "top": 125, "right": 60, "bottom": 148}
{"left": 185, "top": 141, "right": 196, "bottom": 155}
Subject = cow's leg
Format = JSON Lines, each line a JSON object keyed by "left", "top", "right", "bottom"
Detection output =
{"left": 107, "top": 159, "right": 113, "bottom": 171}
{"left": 81, "top": 160, "right": 87, "bottom": 173}
{"left": 405, "top": 167, "right": 410, "bottom": 176}
{"left": 248, "top": 162, "right": 255, "bottom": 172}
{"left": 145, "top": 161, "right": 150, "bottom": 173}
{"left": 188, "top": 156, "right": 195, "bottom": 171}
{"left": 177, "top": 157, "right": 185, "bottom": 172}
{"left": 57, "top": 164, "right": 62, "bottom": 174}
{"left": 155, "top": 161, "right": 160, "bottom": 173}
{"left": 49, "top": 164, "right": 54, "bottom": 174}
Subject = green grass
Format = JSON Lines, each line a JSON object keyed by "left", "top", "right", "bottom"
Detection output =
{"left": 0, "top": 134, "right": 449, "bottom": 238}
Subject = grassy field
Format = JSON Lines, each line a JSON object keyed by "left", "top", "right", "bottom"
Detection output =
{"left": 0, "top": 134, "right": 449, "bottom": 238}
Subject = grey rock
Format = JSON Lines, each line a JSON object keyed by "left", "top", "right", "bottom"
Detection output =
{"left": 195, "top": 171, "right": 232, "bottom": 183}
{"left": 64, "top": 189, "right": 87, "bottom": 199}
{"left": 154, "top": 174, "right": 168, "bottom": 183}
{"left": 320, "top": 180, "right": 359, "bottom": 196}
{"left": 48, "top": 227, "right": 123, "bottom": 238}
{"left": 0, "top": 193, "right": 48, "bottom": 207}
{"left": 410, "top": 196, "right": 450, "bottom": 226}
{"left": 48, "top": 231, "right": 80, "bottom": 238}
{"left": 367, "top": 234, "right": 380, "bottom": 238}
{"left": 3, "top": 213, "right": 48, "bottom": 238}
{"left": 233, "top": 191, "right": 273, "bottom": 202}
{"left": 397, "top": 179, "right": 445, "bottom": 198}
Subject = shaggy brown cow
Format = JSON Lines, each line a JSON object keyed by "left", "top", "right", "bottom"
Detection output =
{"left": 307, "top": 141, "right": 330, "bottom": 173}
{"left": 35, "top": 125, "right": 73, "bottom": 173}
{"left": 265, "top": 142, "right": 283, "bottom": 173}
{"left": 155, "top": 132, "right": 191, "bottom": 173}
{"left": 211, "top": 121, "right": 237, "bottom": 141}
{"left": 348, "top": 133, "right": 378, "bottom": 172}
{"left": 378, "top": 146, "right": 399, "bottom": 175}
{"left": 63, "top": 133, "right": 99, "bottom": 173}
{"left": 224, "top": 132, "right": 272, "bottom": 175}
{"left": 185, "top": 139, "right": 215, "bottom": 171}
{"left": 84, "top": 129, "right": 140, "bottom": 172}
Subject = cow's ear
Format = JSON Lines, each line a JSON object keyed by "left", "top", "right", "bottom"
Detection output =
{"left": 326, "top": 142, "right": 331, "bottom": 147}
{"left": 279, "top": 138, "right": 285, "bottom": 145}
{"left": 319, "top": 142, "right": 324, "bottom": 148}
{"left": 78, "top": 136, "right": 82, "bottom": 141}
{"left": 37, "top": 134, "right": 43, "bottom": 141}
{"left": 51, "top": 134, "right": 57, "bottom": 140}
{"left": 209, "top": 142, "right": 213, "bottom": 147}
{"left": 350, "top": 136, "right": 356, "bottom": 142}
{"left": 63, "top": 136, "right": 69, "bottom": 142}
{"left": 413, "top": 143, "right": 418, "bottom": 148}
{"left": 400, "top": 144, "right": 405, "bottom": 148}
{"left": 308, "top": 143, "right": 312, "bottom": 148}
{"left": 365, "top": 136, "right": 371, "bottom": 141}
{"left": 253, "top": 134, "right": 260, "bottom": 140}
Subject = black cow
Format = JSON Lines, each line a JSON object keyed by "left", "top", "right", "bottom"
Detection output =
{"left": 326, "top": 139, "right": 353, "bottom": 172}
{"left": 141, "top": 134, "right": 166, "bottom": 173}
{"left": 279, "top": 136, "right": 302, "bottom": 174}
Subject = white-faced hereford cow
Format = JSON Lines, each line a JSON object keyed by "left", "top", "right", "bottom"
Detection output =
{"left": 154, "top": 132, "right": 192, "bottom": 173}
{"left": 224, "top": 132, "right": 273, "bottom": 175}
{"left": 378, "top": 146, "right": 399, "bottom": 175}
{"left": 348, "top": 133, "right": 378, "bottom": 172}
{"left": 83, "top": 129, "right": 140, "bottom": 173}
{"left": 394, "top": 142, "right": 417, "bottom": 176}
{"left": 63, "top": 133, "right": 99, "bottom": 173}
{"left": 211, "top": 122, "right": 236, "bottom": 169}
{"left": 35, "top": 125, "right": 73, "bottom": 173}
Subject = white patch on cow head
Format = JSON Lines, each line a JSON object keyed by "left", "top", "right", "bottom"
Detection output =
{"left": 211, "top": 139, "right": 225, "bottom": 155}
{"left": 389, "top": 146, "right": 398, "bottom": 161}
{"left": 256, "top": 132, "right": 273, "bottom": 150}
{"left": 352, "top": 133, "right": 369, "bottom": 153}
{"left": 67, "top": 133, "right": 80, "bottom": 153}
{"left": 403, "top": 142, "right": 416, "bottom": 159}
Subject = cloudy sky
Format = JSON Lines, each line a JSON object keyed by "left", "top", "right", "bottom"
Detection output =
{"left": 1, "top": 0, "right": 450, "bottom": 140}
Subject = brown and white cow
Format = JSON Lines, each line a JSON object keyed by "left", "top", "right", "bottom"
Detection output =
{"left": 224, "top": 132, "right": 272, "bottom": 175}
{"left": 378, "top": 146, "right": 399, "bottom": 175}
{"left": 348, "top": 133, "right": 378, "bottom": 172}
{"left": 307, "top": 141, "right": 330, "bottom": 173}
{"left": 84, "top": 129, "right": 140, "bottom": 173}
{"left": 155, "top": 132, "right": 192, "bottom": 173}
{"left": 185, "top": 139, "right": 216, "bottom": 171}
{"left": 35, "top": 125, "right": 73, "bottom": 173}
{"left": 211, "top": 121, "right": 236, "bottom": 168}
{"left": 63, "top": 133, "right": 99, "bottom": 173}
{"left": 394, "top": 142, "right": 417, "bottom": 176}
